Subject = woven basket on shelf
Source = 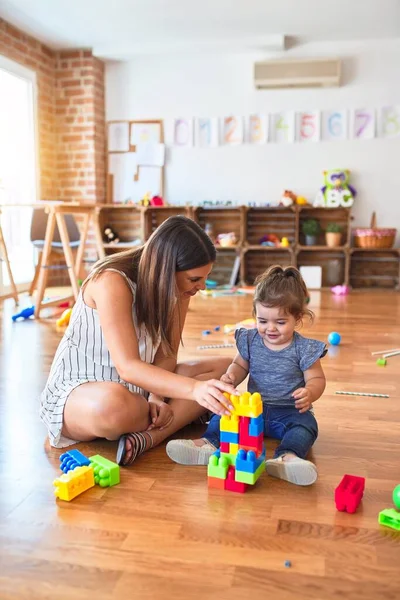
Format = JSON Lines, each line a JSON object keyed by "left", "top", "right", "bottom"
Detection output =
{"left": 353, "top": 212, "right": 396, "bottom": 248}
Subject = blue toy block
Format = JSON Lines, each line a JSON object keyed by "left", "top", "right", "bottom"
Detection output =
{"left": 249, "top": 414, "right": 264, "bottom": 437}
{"left": 60, "top": 449, "right": 91, "bottom": 473}
{"left": 235, "top": 448, "right": 266, "bottom": 474}
{"left": 220, "top": 430, "right": 239, "bottom": 444}
{"left": 12, "top": 306, "right": 35, "bottom": 321}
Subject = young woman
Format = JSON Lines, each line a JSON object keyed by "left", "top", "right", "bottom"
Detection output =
{"left": 40, "top": 216, "right": 237, "bottom": 466}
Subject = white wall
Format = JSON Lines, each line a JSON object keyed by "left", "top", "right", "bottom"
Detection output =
{"left": 106, "top": 39, "right": 400, "bottom": 239}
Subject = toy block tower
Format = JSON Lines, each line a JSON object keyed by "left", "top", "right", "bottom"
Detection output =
{"left": 207, "top": 391, "right": 265, "bottom": 493}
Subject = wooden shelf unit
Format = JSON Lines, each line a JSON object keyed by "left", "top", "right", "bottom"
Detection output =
{"left": 94, "top": 205, "right": 399, "bottom": 290}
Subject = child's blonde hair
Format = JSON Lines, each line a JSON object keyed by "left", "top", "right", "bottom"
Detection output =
{"left": 254, "top": 265, "right": 313, "bottom": 323}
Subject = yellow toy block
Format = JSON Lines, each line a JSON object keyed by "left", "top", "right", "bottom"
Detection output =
{"left": 220, "top": 413, "right": 239, "bottom": 433}
{"left": 230, "top": 392, "right": 262, "bottom": 418}
{"left": 53, "top": 465, "right": 94, "bottom": 501}
{"left": 229, "top": 443, "right": 239, "bottom": 454}
{"left": 56, "top": 308, "right": 72, "bottom": 328}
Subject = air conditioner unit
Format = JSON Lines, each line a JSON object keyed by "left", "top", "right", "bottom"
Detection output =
{"left": 254, "top": 57, "right": 341, "bottom": 89}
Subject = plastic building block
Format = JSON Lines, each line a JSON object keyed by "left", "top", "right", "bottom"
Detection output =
{"left": 56, "top": 308, "right": 72, "bottom": 328}
{"left": 393, "top": 484, "right": 400, "bottom": 510}
{"left": 12, "top": 306, "right": 35, "bottom": 321}
{"left": 236, "top": 448, "right": 266, "bottom": 474}
{"left": 220, "top": 441, "right": 230, "bottom": 453}
{"left": 239, "top": 416, "right": 263, "bottom": 451}
{"left": 59, "top": 449, "right": 90, "bottom": 473}
{"left": 225, "top": 466, "right": 248, "bottom": 494}
{"left": 202, "top": 330, "right": 211, "bottom": 335}
{"left": 208, "top": 454, "right": 229, "bottom": 479}
{"left": 219, "top": 451, "right": 238, "bottom": 466}
{"left": 379, "top": 508, "right": 400, "bottom": 531}
{"left": 214, "top": 326, "right": 221, "bottom": 331}
{"left": 335, "top": 474, "right": 365, "bottom": 513}
{"left": 208, "top": 476, "right": 225, "bottom": 490}
{"left": 89, "top": 455, "right": 120, "bottom": 487}
{"left": 229, "top": 443, "right": 239, "bottom": 454}
{"left": 220, "top": 430, "right": 239, "bottom": 444}
{"left": 235, "top": 461, "right": 265, "bottom": 485}
{"left": 230, "top": 392, "right": 263, "bottom": 418}
{"left": 220, "top": 413, "right": 239, "bottom": 433}
{"left": 376, "top": 358, "right": 387, "bottom": 366}
{"left": 249, "top": 414, "right": 264, "bottom": 437}
{"left": 53, "top": 465, "right": 94, "bottom": 501}
{"left": 284, "top": 560, "right": 291, "bottom": 568}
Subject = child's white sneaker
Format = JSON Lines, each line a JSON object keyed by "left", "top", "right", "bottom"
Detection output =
{"left": 166, "top": 439, "right": 216, "bottom": 465}
{"left": 265, "top": 455, "right": 317, "bottom": 486}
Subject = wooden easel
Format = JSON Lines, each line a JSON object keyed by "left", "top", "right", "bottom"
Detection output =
{"left": 0, "top": 208, "right": 19, "bottom": 304}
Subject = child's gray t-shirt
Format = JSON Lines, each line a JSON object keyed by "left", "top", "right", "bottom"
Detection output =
{"left": 235, "top": 328, "right": 327, "bottom": 407}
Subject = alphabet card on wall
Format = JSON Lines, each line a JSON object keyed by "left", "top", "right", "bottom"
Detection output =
{"left": 223, "top": 116, "right": 244, "bottom": 145}
{"left": 321, "top": 110, "right": 348, "bottom": 141}
{"left": 174, "top": 118, "right": 193, "bottom": 147}
{"left": 270, "top": 112, "right": 295, "bottom": 143}
{"left": 379, "top": 106, "right": 400, "bottom": 138}
{"left": 248, "top": 114, "right": 268, "bottom": 144}
{"left": 351, "top": 109, "right": 375, "bottom": 140}
{"left": 197, "top": 117, "right": 219, "bottom": 148}
{"left": 296, "top": 111, "right": 320, "bottom": 142}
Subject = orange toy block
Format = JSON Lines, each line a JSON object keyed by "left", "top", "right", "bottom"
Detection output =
{"left": 208, "top": 476, "right": 226, "bottom": 490}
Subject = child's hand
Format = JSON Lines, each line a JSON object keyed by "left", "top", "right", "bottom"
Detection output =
{"left": 220, "top": 373, "right": 235, "bottom": 385}
{"left": 292, "top": 388, "right": 313, "bottom": 413}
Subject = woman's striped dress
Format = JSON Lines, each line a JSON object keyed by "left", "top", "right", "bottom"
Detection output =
{"left": 39, "top": 269, "right": 159, "bottom": 448}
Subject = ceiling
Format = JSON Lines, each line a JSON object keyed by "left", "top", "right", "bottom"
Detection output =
{"left": 1, "top": 0, "right": 400, "bottom": 59}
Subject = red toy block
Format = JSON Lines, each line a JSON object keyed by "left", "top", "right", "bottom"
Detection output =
{"left": 239, "top": 416, "right": 263, "bottom": 455}
{"left": 208, "top": 476, "right": 226, "bottom": 490}
{"left": 225, "top": 466, "right": 248, "bottom": 494}
{"left": 335, "top": 474, "right": 365, "bottom": 513}
{"left": 220, "top": 441, "right": 230, "bottom": 453}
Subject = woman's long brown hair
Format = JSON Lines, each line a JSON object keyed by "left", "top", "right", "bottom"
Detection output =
{"left": 91, "top": 216, "right": 216, "bottom": 355}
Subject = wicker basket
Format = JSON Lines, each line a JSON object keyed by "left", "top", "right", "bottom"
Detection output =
{"left": 353, "top": 212, "right": 396, "bottom": 248}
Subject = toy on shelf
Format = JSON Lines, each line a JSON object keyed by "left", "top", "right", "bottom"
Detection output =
{"left": 335, "top": 474, "right": 365, "bottom": 513}
{"left": 12, "top": 306, "right": 34, "bottom": 322}
{"left": 314, "top": 169, "right": 357, "bottom": 208}
{"left": 207, "top": 391, "right": 266, "bottom": 494}
{"left": 89, "top": 454, "right": 120, "bottom": 487}
{"left": 296, "top": 196, "right": 308, "bottom": 206}
{"left": 280, "top": 190, "right": 297, "bottom": 207}
{"left": 215, "top": 232, "right": 237, "bottom": 247}
{"left": 60, "top": 449, "right": 91, "bottom": 474}
{"left": 150, "top": 195, "right": 164, "bottom": 207}
{"left": 331, "top": 285, "right": 349, "bottom": 296}
{"left": 56, "top": 308, "right": 72, "bottom": 329}
{"left": 280, "top": 237, "right": 290, "bottom": 248}
{"left": 53, "top": 465, "right": 95, "bottom": 501}
{"left": 138, "top": 192, "right": 151, "bottom": 207}
{"left": 328, "top": 331, "right": 341, "bottom": 346}
{"left": 260, "top": 234, "right": 280, "bottom": 247}
{"left": 103, "top": 225, "right": 120, "bottom": 244}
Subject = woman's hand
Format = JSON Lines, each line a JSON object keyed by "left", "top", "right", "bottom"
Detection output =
{"left": 193, "top": 379, "right": 237, "bottom": 416}
{"left": 147, "top": 394, "right": 174, "bottom": 431}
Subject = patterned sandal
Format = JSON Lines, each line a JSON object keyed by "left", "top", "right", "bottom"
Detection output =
{"left": 116, "top": 431, "right": 154, "bottom": 467}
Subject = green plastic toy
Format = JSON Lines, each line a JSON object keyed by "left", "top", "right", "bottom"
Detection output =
{"left": 393, "top": 484, "right": 400, "bottom": 510}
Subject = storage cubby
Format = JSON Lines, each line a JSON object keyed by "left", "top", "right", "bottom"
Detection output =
{"left": 350, "top": 249, "right": 400, "bottom": 289}
{"left": 212, "top": 249, "right": 240, "bottom": 285}
{"left": 298, "top": 207, "right": 351, "bottom": 248}
{"left": 297, "top": 249, "right": 347, "bottom": 288}
{"left": 194, "top": 206, "right": 244, "bottom": 247}
{"left": 243, "top": 249, "right": 295, "bottom": 285}
{"left": 97, "top": 206, "right": 143, "bottom": 250}
{"left": 245, "top": 207, "right": 296, "bottom": 247}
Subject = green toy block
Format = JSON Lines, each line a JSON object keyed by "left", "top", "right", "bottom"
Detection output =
{"left": 393, "top": 484, "right": 400, "bottom": 511}
{"left": 234, "top": 461, "right": 265, "bottom": 485}
{"left": 219, "top": 452, "right": 238, "bottom": 466}
{"left": 89, "top": 454, "right": 120, "bottom": 487}
{"left": 376, "top": 358, "right": 387, "bottom": 366}
{"left": 378, "top": 508, "right": 400, "bottom": 531}
{"left": 207, "top": 455, "right": 229, "bottom": 479}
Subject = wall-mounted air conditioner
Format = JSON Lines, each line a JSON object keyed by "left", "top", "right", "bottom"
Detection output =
{"left": 254, "top": 57, "right": 341, "bottom": 89}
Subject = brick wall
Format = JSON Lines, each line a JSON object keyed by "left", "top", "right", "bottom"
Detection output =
{"left": 0, "top": 19, "right": 57, "bottom": 199}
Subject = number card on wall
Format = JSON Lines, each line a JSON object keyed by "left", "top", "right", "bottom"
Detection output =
{"left": 296, "top": 111, "right": 320, "bottom": 143}
{"left": 174, "top": 118, "right": 193, "bottom": 147}
{"left": 223, "top": 116, "right": 243, "bottom": 145}
{"left": 351, "top": 109, "right": 375, "bottom": 140}
{"left": 197, "top": 118, "right": 219, "bottom": 148}
{"left": 248, "top": 114, "right": 268, "bottom": 144}
{"left": 379, "top": 106, "right": 400, "bottom": 138}
{"left": 270, "top": 112, "right": 295, "bottom": 143}
{"left": 322, "top": 110, "right": 348, "bottom": 141}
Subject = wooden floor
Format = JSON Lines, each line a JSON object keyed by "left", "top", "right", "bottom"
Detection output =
{"left": 1, "top": 289, "right": 400, "bottom": 600}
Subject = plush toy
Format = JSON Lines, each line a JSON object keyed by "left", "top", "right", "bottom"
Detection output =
{"left": 150, "top": 195, "right": 164, "bottom": 206}
{"left": 314, "top": 169, "right": 356, "bottom": 208}
{"left": 138, "top": 192, "right": 151, "bottom": 207}
{"left": 103, "top": 225, "right": 119, "bottom": 244}
{"left": 216, "top": 232, "right": 237, "bottom": 247}
{"left": 280, "top": 190, "right": 297, "bottom": 207}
